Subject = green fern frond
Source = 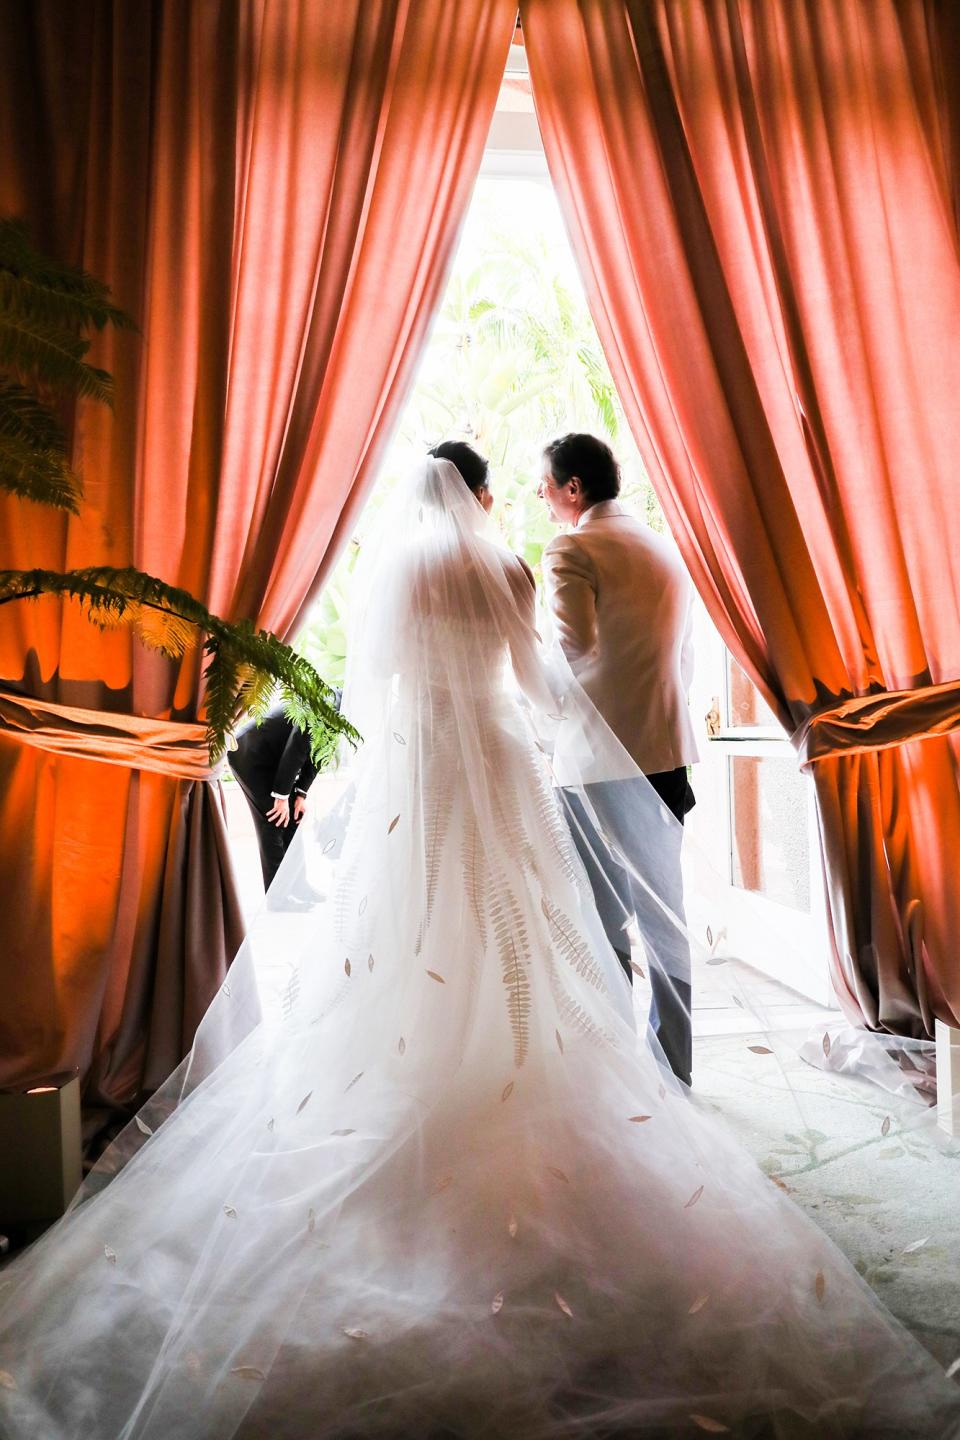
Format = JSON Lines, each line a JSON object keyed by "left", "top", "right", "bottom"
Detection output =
{"left": 0, "top": 218, "right": 137, "bottom": 509}
{"left": 127, "top": 602, "right": 197, "bottom": 658}
{"left": 0, "top": 566, "right": 359, "bottom": 768}
{"left": 235, "top": 665, "right": 277, "bottom": 721}
{"left": 0, "top": 379, "right": 67, "bottom": 447}
{"left": 0, "top": 313, "right": 112, "bottom": 403}
{"left": 0, "top": 220, "right": 135, "bottom": 332}
{"left": 0, "top": 431, "right": 81, "bottom": 512}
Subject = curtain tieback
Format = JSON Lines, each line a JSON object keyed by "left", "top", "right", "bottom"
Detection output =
{"left": 0, "top": 684, "right": 220, "bottom": 781}
{"left": 792, "top": 677, "right": 960, "bottom": 769}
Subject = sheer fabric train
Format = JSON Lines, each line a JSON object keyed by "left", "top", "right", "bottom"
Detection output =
{"left": 0, "top": 460, "right": 958, "bottom": 1439}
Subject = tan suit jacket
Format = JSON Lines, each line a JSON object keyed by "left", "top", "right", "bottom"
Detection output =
{"left": 543, "top": 500, "right": 699, "bottom": 776}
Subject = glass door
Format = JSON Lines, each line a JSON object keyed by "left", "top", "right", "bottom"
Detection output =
{"left": 685, "top": 600, "right": 837, "bottom": 1008}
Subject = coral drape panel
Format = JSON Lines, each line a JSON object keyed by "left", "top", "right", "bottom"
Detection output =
{"left": 522, "top": 0, "right": 960, "bottom": 1035}
{"left": 0, "top": 0, "right": 514, "bottom": 1109}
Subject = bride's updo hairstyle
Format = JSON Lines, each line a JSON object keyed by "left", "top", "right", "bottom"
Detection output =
{"left": 425, "top": 440, "right": 489, "bottom": 505}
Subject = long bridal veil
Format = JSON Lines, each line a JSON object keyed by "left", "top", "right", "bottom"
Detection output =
{"left": 1, "top": 459, "right": 958, "bottom": 1440}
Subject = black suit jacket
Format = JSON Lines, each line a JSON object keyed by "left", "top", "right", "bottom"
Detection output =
{"left": 227, "top": 707, "right": 318, "bottom": 803}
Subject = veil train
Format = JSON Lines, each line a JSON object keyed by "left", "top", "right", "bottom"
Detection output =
{"left": 0, "top": 459, "right": 958, "bottom": 1439}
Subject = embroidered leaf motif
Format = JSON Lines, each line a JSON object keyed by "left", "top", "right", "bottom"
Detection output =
{"left": 297, "top": 1092, "right": 312, "bottom": 1114}
{"left": 529, "top": 765, "right": 582, "bottom": 887}
{"left": 393, "top": 732, "right": 406, "bottom": 745}
{"left": 322, "top": 837, "right": 336, "bottom": 854}
{"left": 705, "top": 956, "right": 727, "bottom": 967}
{"left": 903, "top": 1236, "right": 929, "bottom": 1254}
{"left": 398, "top": 1037, "right": 406, "bottom": 1055}
{"left": 629, "top": 1115, "right": 652, "bottom": 1124}
{"left": 706, "top": 925, "right": 713, "bottom": 946}
{"left": 307, "top": 1208, "right": 316, "bottom": 1233}
{"left": 630, "top": 959, "right": 646, "bottom": 980}
{"left": 508, "top": 1215, "right": 518, "bottom": 1239}
{"left": 815, "top": 1271, "right": 826, "bottom": 1303}
{"left": 415, "top": 766, "right": 455, "bottom": 954}
{"left": 135, "top": 1115, "right": 152, "bottom": 1136}
{"left": 344, "top": 1327, "right": 369, "bottom": 1341}
{"left": 881, "top": 1115, "right": 891, "bottom": 1137}
{"left": 433, "top": 1175, "right": 453, "bottom": 1193}
{"left": 684, "top": 1185, "right": 704, "bottom": 1210}
{"left": 331, "top": 1129, "right": 355, "bottom": 1137}
{"left": 223, "top": 1204, "right": 237, "bottom": 1219}
{"left": 280, "top": 969, "right": 300, "bottom": 1019}
{"left": 266, "top": 1117, "right": 275, "bottom": 1131}
{"left": 491, "top": 1291, "right": 504, "bottom": 1315}
{"left": 367, "top": 954, "right": 374, "bottom": 972}
{"left": 231, "top": 1366, "right": 265, "bottom": 1380}
{"left": 501, "top": 1081, "right": 515, "bottom": 1102}
{"left": 770, "top": 1175, "right": 788, "bottom": 1191}
{"left": 462, "top": 817, "right": 489, "bottom": 951}
{"left": 545, "top": 956, "right": 613, "bottom": 1050}
{"left": 554, "top": 1292, "right": 573, "bottom": 1318}
{"left": 541, "top": 897, "right": 605, "bottom": 990}
{"left": 491, "top": 877, "right": 533, "bottom": 1067}
{"left": 688, "top": 1293, "right": 710, "bottom": 1314}
{"left": 222, "top": 983, "right": 231, "bottom": 997}
{"left": 345, "top": 1072, "right": 364, "bottom": 1092}
{"left": 426, "top": 970, "right": 445, "bottom": 984}
{"left": 822, "top": 1031, "right": 831, "bottom": 1058}
{"left": 691, "top": 1417, "right": 730, "bottom": 1433}
{"left": 748, "top": 1045, "right": 772, "bottom": 1055}
{"left": 547, "top": 1165, "right": 569, "bottom": 1184}
{"left": 387, "top": 814, "right": 400, "bottom": 834}
{"left": 358, "top": 896, "right": 367, "bottom": 916}
{"left": 104, "top": 1245, "right": 117, "bottom": 1264}
{"left": 344, "top": 958, "right": 351, "bottom": 977}
{"left": 555, "top": 1029, "right": 564, "bottom": 1054}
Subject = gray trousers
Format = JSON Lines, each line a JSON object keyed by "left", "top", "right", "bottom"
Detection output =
{"left": 561, "top": 770, "right": 693, "bottom": 1085}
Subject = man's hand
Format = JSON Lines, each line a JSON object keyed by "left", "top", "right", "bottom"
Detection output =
{"left": 266, "top": 794, "right": 291, "bottom": 828}
{"left": 293, "top": 794, "right": 307, "bottom": 824}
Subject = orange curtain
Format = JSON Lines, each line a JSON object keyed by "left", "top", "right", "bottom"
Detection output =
{"left": 0, "top": 0, "right": 515, "bottom": 1110}
{"left": 522, "top": 0, "right": 960, "bottom": 1035}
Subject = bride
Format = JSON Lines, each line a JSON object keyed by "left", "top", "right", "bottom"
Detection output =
{"left": 1, "top": 455, "right": 958, "bottom": 1440}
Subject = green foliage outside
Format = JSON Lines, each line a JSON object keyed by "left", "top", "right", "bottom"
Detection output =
{"left": 298, "top": 178, "right": 663, "bottom": 688}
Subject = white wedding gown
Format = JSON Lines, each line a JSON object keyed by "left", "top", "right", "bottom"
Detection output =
{"left": 1, "top": 460, "right": 958, "bottom": 1440}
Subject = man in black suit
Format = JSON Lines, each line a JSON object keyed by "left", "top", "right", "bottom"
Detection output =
{"left": 227, "top": 706, "right": 320, "bottom": 888}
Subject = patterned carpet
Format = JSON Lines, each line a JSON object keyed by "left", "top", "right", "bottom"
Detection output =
{"left": 695, "top": 1028, "right": 960, "bottom": 1372}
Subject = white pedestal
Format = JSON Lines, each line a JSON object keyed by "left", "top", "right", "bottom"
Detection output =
{"left": 0, "top": 1075, "right": 83, "bottom": 1223}
{"left": 936, "top": 1020, "right": 960, "bottom": 1137}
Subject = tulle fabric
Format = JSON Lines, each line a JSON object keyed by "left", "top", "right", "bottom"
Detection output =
{"left": 1, "top": 460, "right": 959, "bottom": 1439}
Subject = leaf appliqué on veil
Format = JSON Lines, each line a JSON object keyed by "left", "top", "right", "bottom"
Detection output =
{"left": 489, "top": 877, "right": 532, "bottom": 1068}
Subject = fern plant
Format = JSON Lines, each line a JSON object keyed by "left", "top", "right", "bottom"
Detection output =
{"left": 0, "top": 219, "right": 356, "bottom": 764}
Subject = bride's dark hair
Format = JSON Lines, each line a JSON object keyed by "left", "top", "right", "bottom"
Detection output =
{"left": 428, "top": 440, "right": 489, "bottom": 494}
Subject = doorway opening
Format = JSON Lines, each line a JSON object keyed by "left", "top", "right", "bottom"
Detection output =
{"left": 224, "top": 37, "right": 837, "bottom": 1032}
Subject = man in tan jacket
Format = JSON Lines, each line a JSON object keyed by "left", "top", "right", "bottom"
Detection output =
{"left": 539, "top": 433, "right": 699, "bottom": 1085}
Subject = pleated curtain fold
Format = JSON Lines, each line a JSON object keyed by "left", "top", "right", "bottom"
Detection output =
{"left": 522, "top": 0, "right": 960, "bottom": 1035}
{"left": 0, "top": 0, "right": 515, "bottom": 1112}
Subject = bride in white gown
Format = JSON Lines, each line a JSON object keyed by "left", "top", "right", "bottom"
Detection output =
{"left": 1, "top": 457, "right": 958, "bottom": 1440}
